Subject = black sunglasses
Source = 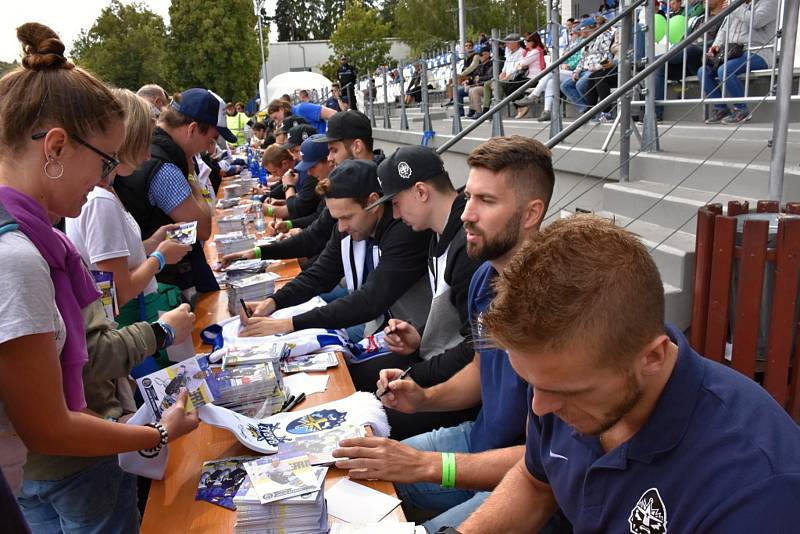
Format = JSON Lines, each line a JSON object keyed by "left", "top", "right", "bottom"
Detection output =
{"left": 32, "top": 131, "right": 120, "bottom": 180}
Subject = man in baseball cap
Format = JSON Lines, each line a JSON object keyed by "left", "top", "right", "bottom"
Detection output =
{"left": 312, "top": 110, "right": 376, "bottom": 167}
{"left": 171, "top": 87, "right": 237, "bottom": 144}
{"left": 279, "top": 124, "right": 318, "bottom": 159}
{"left": 238, "top": 158, "right": 432, "bottom": 342}
{"left": 267, "top": 133, "right": 329, "bottom": 223}
{"left": 350, "top": 145, "right": 483, "bottom": 440}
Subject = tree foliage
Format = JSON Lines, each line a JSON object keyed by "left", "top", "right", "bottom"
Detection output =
{"left": 394, "top": 0, "right": 547, "bottom": 56}
{"left": 169, "top": 0, "right": 261, "bottom": 103}
{"left": 325, "top": 0, "right": 391, "bottom": 77}
{"left": 0, "top": 60, "right": 18, "bottom": 78}
{"left": 71, "top": 0, "right": 169, "bottom": 90}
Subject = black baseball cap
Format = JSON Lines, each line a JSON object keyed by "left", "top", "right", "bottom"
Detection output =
{"left": 280, "top": 124, "right": 318, "bottom": 150}
{"left": 325, "top": 159, "right": 381, "bottom": 199}
{"left": 278, "top": 115, "right": 310, "bottom": 133}
{"left": 313, "top": 110, "right": 372, "bottom": 143}
{"left": 366, "top": 146, "right": 447, "bottom": 210}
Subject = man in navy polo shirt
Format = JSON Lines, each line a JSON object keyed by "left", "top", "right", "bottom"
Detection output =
{"left": 332, "top": 136, "right": 557, "bottom": 532}
{"left": 459, "top": 215, "right": 800, "bottom": 533}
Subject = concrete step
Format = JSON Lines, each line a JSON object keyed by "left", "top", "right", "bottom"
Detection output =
{"left": 602, "top": 180, "right": 759, "bottom": 233}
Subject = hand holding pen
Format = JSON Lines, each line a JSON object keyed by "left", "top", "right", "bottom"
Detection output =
{"left": 375, "top": 366, "right": 425, "bottom": 414}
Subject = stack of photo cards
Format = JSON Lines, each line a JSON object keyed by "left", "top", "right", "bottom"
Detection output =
{"left": 195, "top": 456, "right": 256, "bottom": 510}
{"left": 217, "top": 214, "right": 247, "bottom": 235}
{"left": 220, "top": 343, "right": 289, "bottom": 369}
{"left": 136, "top": 357, "right": 214, "bottom": 419}
{"left": 205, "top": 362, "right": 286, "bottom": 418}
{"left": 281, "top": 351, "right": 339, "bottom": 374}
{"left": 226, "top": 272, "right": 280, "bottom": 315}
{"left": 242, "top": 453, "right": 325, "bottom": 504}
{"left": 233, "top": 465, "right": 328, "bottom": 533}
{"left": 215, "top": 231, "right": 256, "bottom": 257}
{"left": 166, "top": 221, "right": 198, "bottom": 245}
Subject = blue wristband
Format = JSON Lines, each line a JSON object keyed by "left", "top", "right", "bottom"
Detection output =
{"left": 150, "top": 251, "right": 166, "bottom": 273}
{"left": 156, "top": 320, "right": 176, "bottom": 348}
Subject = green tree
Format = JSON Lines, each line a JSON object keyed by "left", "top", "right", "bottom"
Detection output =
{"left": 70, "top": 0, "right": 169, "bottom": 90}
{"left": 271, "top": 0, "right": 314, "bottom": 41}
{"left": 0, "top": 60, "right": 18, "bottom": 78}
{"left": 169, "top": 0, "right": 261, "bottom": 103}
{"left": 326, "top": 0, "right": 391, "bottom": 77}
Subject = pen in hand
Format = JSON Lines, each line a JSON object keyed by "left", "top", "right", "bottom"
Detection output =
{"left": 376, "top": 366, "right": 413, "bottom": 399}
{"left": 240, "top": 298, "right": 252, "bottom": 319}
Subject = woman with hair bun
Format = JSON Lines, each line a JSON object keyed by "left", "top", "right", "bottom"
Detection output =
{"left": 0, "top": 22, "right": 199, "bottom": 525}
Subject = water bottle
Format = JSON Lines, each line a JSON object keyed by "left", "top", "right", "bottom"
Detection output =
{"left": 253, "top": 200, "right": 266, "bottom": 233}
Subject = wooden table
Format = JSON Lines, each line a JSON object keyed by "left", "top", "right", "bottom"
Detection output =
{"left": 141, "top": 258, "right": 405, "bottom": 532}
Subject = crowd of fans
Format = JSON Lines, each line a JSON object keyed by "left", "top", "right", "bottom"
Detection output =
{"left": 0, "top": 8, "right": 795, "bottom": 534}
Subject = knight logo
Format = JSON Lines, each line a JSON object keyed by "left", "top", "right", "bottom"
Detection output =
{"left": 397, "top": 161, "right": 412, "bottom": 180}
{"left": 286, "top": 409, "right": 347, "bottom": 434}
{"left": 628, "top": 488, "right": 668, "bottom": 534}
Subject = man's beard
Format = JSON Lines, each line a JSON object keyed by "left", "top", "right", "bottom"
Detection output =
{"left": 464, "top": 208, "right": 522, "bottom": 262}
{"left": 580, "top": 371, "right": 643, "bottom": 437}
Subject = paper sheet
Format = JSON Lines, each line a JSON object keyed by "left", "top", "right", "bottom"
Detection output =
{"left": 329, "top": 523, "right": 416, "bottom": 533}
{"left": 326, "top": 478, "right": 402, "bottom": 524}
{"left": 283, "top": 372, "right": 329, "bottom": 396}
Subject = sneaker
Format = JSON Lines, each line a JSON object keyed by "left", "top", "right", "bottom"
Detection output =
{"left": 721, "top": 109, "right": 752, "bottom": 124}
{"left": 537, "top": 110, "right": 552, "bottom": 122}
{"left": 705, "top": 108, "right": 732, "bottom": 124}
{"left": 514, "top": 106, "right": 530, "bottom": 119}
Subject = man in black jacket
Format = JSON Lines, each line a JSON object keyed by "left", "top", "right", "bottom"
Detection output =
{"left": 349, "top": 146, "right": 483, "bottom": 439}
{"left": 239, "top": 159, "right": 431, "bottom": 338}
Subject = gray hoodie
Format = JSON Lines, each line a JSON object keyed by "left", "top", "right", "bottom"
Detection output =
{"left": 713, "top": 0, "right": 779, "bottom": 67}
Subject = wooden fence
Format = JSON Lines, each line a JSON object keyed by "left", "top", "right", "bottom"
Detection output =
{"left": 690, "top": 201, "right": 800, "bottom": 420}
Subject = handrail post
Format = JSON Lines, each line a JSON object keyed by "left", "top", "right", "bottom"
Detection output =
{"left": 368, "top": 76, "right": 376, "bottom": 126}
{"left": 548, "top": 0, "right": 562, "bottom": 137}
{"left": 491, "top": 28, "right": 505, "bottom": 137}
{"left": 382, "top": 66, "right": 392, "bottom": 129}
{"left": 618, "top": 0, "right": 633, "bottom": 181}
{"left": 641, "top": 0, "right": 661, "bottom": 151}
{"left": 398, "top": 62, "right": 409, "bottom": 130}
{"left": 768, "top": 0, "right": 799, "bottom": 201}
{"left": 421, "top": 59, "right": 434, "bottom": 133}
{"left": 450, "top": 41, "right": 463, "bottom": 135}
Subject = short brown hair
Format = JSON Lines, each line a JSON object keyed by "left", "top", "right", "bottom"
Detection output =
{"left": 267, "top": 99, "right": 292, "bottom": 114}
{"left": 466, "top": 135, "right": 555, "bottom": 213}
{"left": 0, "top": 23, "right": 125, "bottom": 154}
{"left": 262, "top": 144, "right": 292, "bottom": 167}
{"left": 484, "top": 215, "right": 665, "bottom": 367}
{"left": 112, "top": 88, "right": 154, "bottom": 169}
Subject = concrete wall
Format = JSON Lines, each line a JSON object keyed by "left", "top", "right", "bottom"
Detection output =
{"left": 265, "top": 39, "right": 411, "bottom": 83}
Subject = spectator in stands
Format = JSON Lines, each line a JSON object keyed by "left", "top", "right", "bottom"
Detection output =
{"left": 699, "top": 0, "right": 778, "bottom": 124}
{"left": 298, "top": 90, "right": 311, "bottom": 103}
{"left": 445, "top": 40, "right": 478, "bottom": 116}
{"left": 115, "top": 88, "right": 236, "bottom": 298}
{"left": 561, "top": 18, "right": 614, "bottom": 115}
{"left": 225, "top": 101, "right": 248, "bottom": 146}
{"left": 333, "top": 136, "right": 555, "bottom": 533}
{"left": 481, "top": 33, "right": 527, "bottom": 113}
{"left": 267, "top": 97, "right": 335, "bottom": 134}
{"left": 325, "top": 83, "right": 348, "bottom": 111}
{"left": 349, "top": 146, "right": 483, "bottom": 440}
{"left": 0, "top": 21, "right": 198, "bottom": 504}
{"left": 137, "top": 83, "right": 168, "bottom": 117}
{"left": 239, "top": 159, "right": 431, "bottom": 340}
{"left": 585, "top": 26, "right": 620, "bottom": 124}
{"left": 458, "top": 215, "right": 800, "bottom": 533}
{"left": 405, "top": 63, "right": 423, "bottom": 105}
{"left": 467, "top": 48, "right": 494, "bottom": 118}
{"left": 512, "top": 33, "right": 547, "bottom": 118}
{"left": 338, "top": 56, "right": 358, "bottom": 110}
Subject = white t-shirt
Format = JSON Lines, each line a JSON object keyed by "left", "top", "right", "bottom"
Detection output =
{"left": 0, "top": 231, "right": 66, "bottom": 494}
{"left": 65, "top": 187, "right": 158, "bottom": 297}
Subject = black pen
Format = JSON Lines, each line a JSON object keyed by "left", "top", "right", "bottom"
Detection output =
{"left": 283, "top": 392, "right": 306, "bottom": 412}
{"left": 239, "top": 298, "right": 252, "bottom": 318}
{"left": 376, "top": 366, "right": 413, "bottom": 399}
{"left": 280, "top": 394, "right": 295, "bottom": 412}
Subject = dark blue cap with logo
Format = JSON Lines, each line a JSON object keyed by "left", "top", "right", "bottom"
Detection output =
{"left": 295, "top": 134, "right": 330, "bottom": 173}
{"left": 171, "top": 88, "right": 237, "bottom": 143}
{"left": 280, "top": 124, "right": 318, "bottom": 150}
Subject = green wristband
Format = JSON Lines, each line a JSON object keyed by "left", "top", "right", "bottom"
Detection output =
{"left": 441, "top": 452, "right": 456, "bottom": 488}
{"left": 285, "top": 220, "right": 293, "bottom": 230}
{"left": 252, "top": 246, "right": 261, "bottom": 259}
{"left": 266, "top": 205, "right": 274, "bottom": 217}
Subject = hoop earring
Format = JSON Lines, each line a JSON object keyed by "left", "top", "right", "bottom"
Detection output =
{"left": 44, "top": 156, "right": 64, "bottom": 180}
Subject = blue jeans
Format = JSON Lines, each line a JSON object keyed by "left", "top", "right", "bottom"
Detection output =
{"left": 698, "top": 53, "right": 768, "bottom": 112}
{"left": 560, "top": 70, "right": 592, "bottom": 114}
{"left": 395, "top": 422, "right": 490, "bottom": 533}
{"left": 17, "top": 457, "right": 139, "bottom": 534}
{"left": 456, "top": 86, "right": 468, "bottom": 116}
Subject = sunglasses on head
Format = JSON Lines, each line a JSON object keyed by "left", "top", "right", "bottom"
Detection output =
{"left": 32, "top": 131, "right": 120, "bottom": 180}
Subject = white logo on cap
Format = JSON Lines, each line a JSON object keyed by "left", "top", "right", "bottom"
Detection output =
{"left": 301, "top": 131, "right": 309, "bottom": 140}
{"left": 398, "top": 161, "right": 412, "bottom": 180}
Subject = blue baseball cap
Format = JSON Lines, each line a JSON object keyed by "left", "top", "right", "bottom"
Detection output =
{"left": 171, "top": 88, "right": 237, "bottom": 143}
{"left": 294, "top": 134, "right": 330, "bottom": 173}
{"left": 578, "top": 18, "right": 596, "bottom": 29}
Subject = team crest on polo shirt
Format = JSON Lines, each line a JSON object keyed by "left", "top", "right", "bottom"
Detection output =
{"left": 397, "top": 161, "right": 412, "bottom": 180}
{"left": 628, "top": 487, "right": 668, "bottom": 534}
